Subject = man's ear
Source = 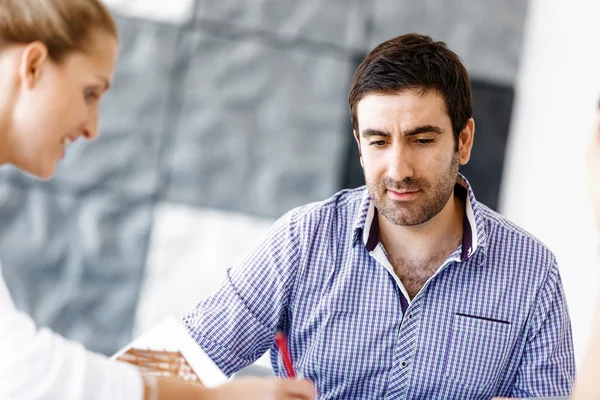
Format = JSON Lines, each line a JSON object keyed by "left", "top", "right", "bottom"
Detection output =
{"left": 19, "top": 42, "right": 49, "bottom": 89}
{"left": 353, "top": 129, "right": 363, "bottom": 168}
{"left": 458, "top": 118, "right": 475, "bottom": 165}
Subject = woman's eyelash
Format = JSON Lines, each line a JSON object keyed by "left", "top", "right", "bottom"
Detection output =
{"left": 84, "top": 89, "right": 99, "bottom": 100}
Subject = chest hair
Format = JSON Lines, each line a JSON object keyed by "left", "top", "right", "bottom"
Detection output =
{"left": 388, "top": 243, "right": 458, "bottom": 299}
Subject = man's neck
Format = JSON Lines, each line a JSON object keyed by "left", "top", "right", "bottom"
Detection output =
{"left": 377, "top": 191, "right": 466, "bottom": 263}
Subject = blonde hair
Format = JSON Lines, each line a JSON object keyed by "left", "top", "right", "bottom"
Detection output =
{"left": 0, "top": 0, "right": 118, "bottom": 61}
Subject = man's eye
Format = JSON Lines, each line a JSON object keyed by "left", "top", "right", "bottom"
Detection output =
{"left": 370, "top": 140, "right": 387, "bottom": 147}
{"left": 416, "top": 139, "right": 434, "bottom": 145}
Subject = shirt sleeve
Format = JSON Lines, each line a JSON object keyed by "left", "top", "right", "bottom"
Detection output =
{"left": 0, "top": 266, "right": 144, "bottom": 400}
{"left": 182, "top": 210, "right": 301, "bottom": 376}
{"left": 509, "top": 260, "right": 576, "bottom": 398}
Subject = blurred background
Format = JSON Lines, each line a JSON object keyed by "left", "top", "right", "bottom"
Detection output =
{"left": 1, "top": 0, "right": 599, "bottom": 373}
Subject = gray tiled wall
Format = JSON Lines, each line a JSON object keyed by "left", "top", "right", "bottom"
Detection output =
{"left": 0, "top": 183, "right": 152, "bottom": 354}
{"left": 195, "top": 0, "right": 367, "bottom": 52}
{"left": 369, "top": 0, "right": 528, "bottom": 84}
{"left": 164, "top": 30, "right": 352, "bottom": 216}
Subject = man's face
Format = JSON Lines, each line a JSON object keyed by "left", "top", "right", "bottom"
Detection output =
{"left": 355, "top": 89, "right": 474, "bottom": 226}
{"left": 587, "top": 107, "right": 600, "bottom": 231}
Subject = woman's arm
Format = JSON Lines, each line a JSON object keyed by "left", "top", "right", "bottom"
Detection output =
{"left": 574, "top": 105, "right": 600, "bottom": 399}
{"left": 149, "top": 375, "right": 316, "bottom": 400}
{"left": 572, "top": 285, "right": 600, "bottom": 400}
{"left": 0, "top": 268, "right": 144, "bottom": 399}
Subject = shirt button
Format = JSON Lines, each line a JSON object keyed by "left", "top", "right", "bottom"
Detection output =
{"left": 408, "top": 313, "right": 414, "bottom": 320}
{"left": 400, "top": 360, "right": 408, "bottom": 368}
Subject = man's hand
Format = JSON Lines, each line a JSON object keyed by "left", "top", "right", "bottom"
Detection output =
{"left": 209, "top": 377, "right": 317, "bottom": 400}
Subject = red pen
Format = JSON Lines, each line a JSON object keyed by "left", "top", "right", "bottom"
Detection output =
{"left": 275, "top": 331, "right": 296, "bottom": 378}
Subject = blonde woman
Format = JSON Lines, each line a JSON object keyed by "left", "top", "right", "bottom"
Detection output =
{"left": 0, "top": 1, "right": 315, "bottom": 399}
{"left": 572, "top": 103, "right": 600, "bottom": 400}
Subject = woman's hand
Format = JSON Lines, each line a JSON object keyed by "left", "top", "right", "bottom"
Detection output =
{"left": 209, "top": 377, "right": 316, "bottom": 400}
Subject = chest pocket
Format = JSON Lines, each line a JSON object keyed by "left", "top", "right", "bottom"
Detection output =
{"left": 444, "top": 313, "right": 511, "bottom": 390}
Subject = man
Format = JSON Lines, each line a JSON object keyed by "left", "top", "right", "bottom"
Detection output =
{"left": 183, "top": 34, "right": 575, "bottom": 399}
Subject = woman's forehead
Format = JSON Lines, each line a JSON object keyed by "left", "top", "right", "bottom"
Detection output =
{"left": 64, "top": 33, "right": 118, "bottom": 79}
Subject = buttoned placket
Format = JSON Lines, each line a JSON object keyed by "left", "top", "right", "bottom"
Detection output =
{"left": 370, "top": 245, "right": 462, "bottom": 399}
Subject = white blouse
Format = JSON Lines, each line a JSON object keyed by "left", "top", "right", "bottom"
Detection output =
{"left": 0, "top": 264, "right": 144, "bottom": 399}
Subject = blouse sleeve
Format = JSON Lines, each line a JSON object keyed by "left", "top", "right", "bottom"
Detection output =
{"left": 0, "top": 264, "right": 144, "bottom": 400}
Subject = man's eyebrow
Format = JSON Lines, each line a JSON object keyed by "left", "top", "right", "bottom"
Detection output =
{"left": 403, "top": 125, "right": 444, "bottom": 136}
{"left": 360, "top": 128, "right": 390, "bottom": 138}
{"left": 360, "top": 125, "right": 444, "bottom": 138}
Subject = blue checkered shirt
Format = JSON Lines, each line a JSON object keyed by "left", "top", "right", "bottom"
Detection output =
{"left": 183, "top": 176, "right": 575, "bottom": 399}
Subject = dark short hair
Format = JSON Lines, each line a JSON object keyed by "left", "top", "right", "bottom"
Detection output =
{"left": 349, "top": 33, "right": 472, "bottom": 144}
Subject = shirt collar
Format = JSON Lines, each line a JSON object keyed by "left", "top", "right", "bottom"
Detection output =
{"left": 352, "top": 173, "right": 487, "bottom": 262}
